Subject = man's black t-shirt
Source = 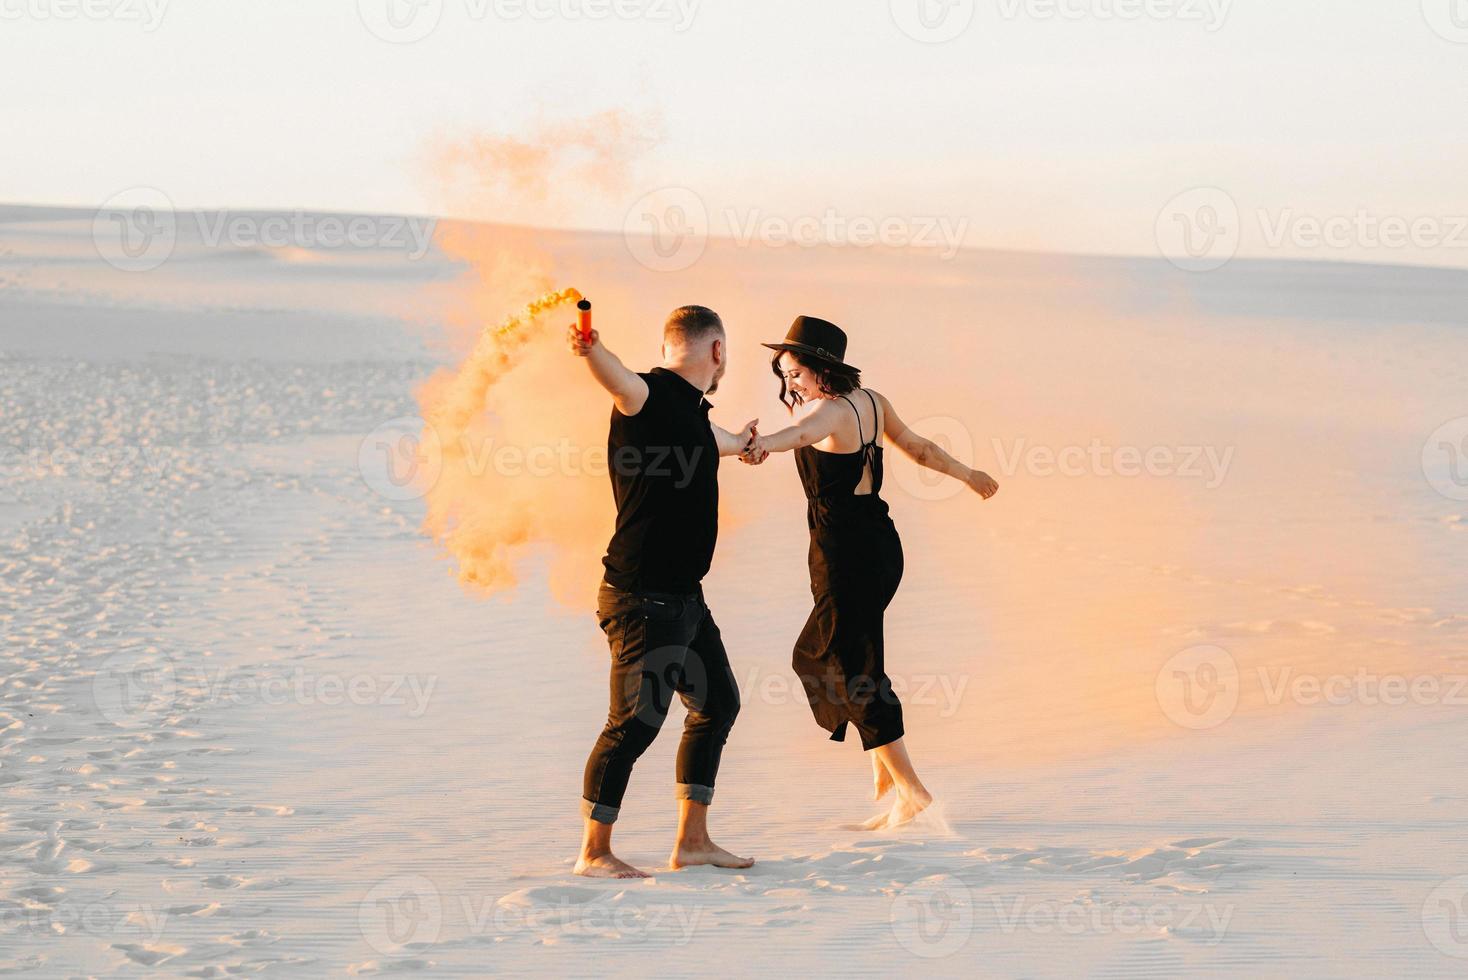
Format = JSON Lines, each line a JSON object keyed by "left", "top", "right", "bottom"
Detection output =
{"left": 601, "top": 367, "right": 720, "bottom": 594}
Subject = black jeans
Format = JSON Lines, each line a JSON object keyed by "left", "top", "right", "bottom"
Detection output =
{"left": 581, "top": 581, "right": 741, "bottom": 824}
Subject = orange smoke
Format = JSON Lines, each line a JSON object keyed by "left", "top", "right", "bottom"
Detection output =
{"left": 417, "top": 286, "right": 607, "bottom": 598}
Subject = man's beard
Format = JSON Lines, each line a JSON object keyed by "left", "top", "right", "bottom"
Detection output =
{"left": 707, "top": 363, "right": 726, "bottom": 395}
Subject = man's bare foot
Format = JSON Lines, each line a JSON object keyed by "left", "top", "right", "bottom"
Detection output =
{"left": 859, "top": 787, "right": 933, "bottom": 831}
{"left": 575, "top": 853, "right": 650, "bottom": 879}
{"left": 872, "top": 756, "right": 894, "bottom": 801}
{"left": 668, "top": 839, "right": 755, "bottom": 870}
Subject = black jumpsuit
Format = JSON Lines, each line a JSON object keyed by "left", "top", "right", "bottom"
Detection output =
{"left": 792, "top": 389, "right": 906, "bottom": 750}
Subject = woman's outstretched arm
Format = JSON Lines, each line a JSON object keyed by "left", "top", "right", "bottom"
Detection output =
{"left": 755, "top": 399, "right": 845, "bottom": 455}
{"left": 878, "top": 393, "right": 999, "bottom": 499}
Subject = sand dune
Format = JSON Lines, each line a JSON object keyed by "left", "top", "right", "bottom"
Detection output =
{"left": 1, "top": 206, "right": 1466, "bottom": 976}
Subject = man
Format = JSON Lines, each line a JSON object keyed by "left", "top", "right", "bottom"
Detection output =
{"left": 568, "top": 305, "right": 756, "bottom": 878}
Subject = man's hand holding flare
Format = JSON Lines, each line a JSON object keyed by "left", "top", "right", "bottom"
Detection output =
{"left": 568, "top": 323, "right": 599, "bottom": 356}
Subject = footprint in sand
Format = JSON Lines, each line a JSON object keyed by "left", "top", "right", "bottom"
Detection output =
{"left": 111, "top": 942, "right": 188, "bottom": 967}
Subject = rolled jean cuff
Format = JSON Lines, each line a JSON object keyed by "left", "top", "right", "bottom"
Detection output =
{"left": 581, "top": 798, "right": 620, "bottom": 825}
{"left": 675, "top": 783, "right": 715, "bottom": 805}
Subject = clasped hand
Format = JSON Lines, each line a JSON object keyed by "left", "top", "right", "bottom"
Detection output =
{"left": 739, "top": 430, "right": 769, "bottom": 466}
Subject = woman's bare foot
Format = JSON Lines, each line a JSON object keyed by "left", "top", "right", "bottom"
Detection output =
{"left": 859, "top": 787, "right": 933, "bottom": 831}
{"left": 668, "top": 838, "right": 755, "bottom": 870}
{"left": 871, "top": 755, "right": 894, "bottom": 801}
{"left": 575, "top": 853, "right": 650, "bottom": 879}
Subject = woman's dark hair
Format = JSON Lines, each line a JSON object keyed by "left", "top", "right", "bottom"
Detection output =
{"left": 771, "top": 350, "right": 862, "bottom": 410}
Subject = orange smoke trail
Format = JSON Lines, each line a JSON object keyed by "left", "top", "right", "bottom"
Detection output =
{"left": 413, "top": 283, "right": 596, "bottom": 589}
{"left": 422, "top": 286, "right": 583, "bottom": 439}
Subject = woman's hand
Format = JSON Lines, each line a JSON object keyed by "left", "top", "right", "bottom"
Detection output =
{"left": 740, "top": 432, "right": 769, "bottom": 465}
{"left": 968, "top": 470, "right": 999, "bottom": 499}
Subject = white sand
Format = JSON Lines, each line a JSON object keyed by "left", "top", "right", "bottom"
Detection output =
{"left": 2, "top": 205, "right": 1466, "bottom": 976}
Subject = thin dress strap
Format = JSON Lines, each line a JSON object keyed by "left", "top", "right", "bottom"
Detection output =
{"left": 863, "top": 389, "right": 879, "bottom": 447}
{"left": 839, "top": 391, "right": 880, "bottom": 494}
{"left": 838, "top": 393, "right": 866, "bottom": 446}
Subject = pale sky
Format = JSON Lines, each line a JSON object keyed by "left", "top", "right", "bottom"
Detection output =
{"left": 5, "top": 0, "right": 1467, "bottom": 265}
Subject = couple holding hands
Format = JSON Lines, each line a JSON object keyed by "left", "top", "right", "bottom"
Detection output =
{"left": 568, "top": 305, "right": 998, "bottom": 879}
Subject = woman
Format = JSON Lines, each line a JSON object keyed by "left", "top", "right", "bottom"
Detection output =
{"left": 744, "top": 316, "right": 998, "bottom": 829}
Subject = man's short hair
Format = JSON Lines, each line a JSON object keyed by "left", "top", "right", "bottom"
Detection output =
{"left": 664, "top": 306, "right": 724, "bottom": 345}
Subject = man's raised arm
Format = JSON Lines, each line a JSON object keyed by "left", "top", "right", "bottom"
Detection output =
{"left": 568, "top": 325, "right": 650, "bottom": 416}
